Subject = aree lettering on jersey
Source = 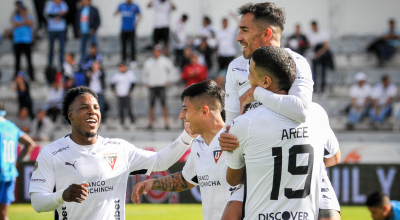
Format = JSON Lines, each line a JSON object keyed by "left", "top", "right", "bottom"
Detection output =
{"left": 29, "top": 134, "right": 187, "bottom": 220}
{"left": 182, "top": 129, "right": 239, "bottom": 220}
{"left": 227, "top": 103, "right": 329, "bottom": 220}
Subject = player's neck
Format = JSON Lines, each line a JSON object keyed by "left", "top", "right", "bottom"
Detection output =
{"left": 70, "top": 132, "right": 98, "bottom": 145}
{"left": 201, "top": 120, "right": 224, "bottom": 146}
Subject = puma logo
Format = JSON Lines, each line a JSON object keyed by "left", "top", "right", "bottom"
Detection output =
{"left": 65, "top": 161, "right": 77, "bottom": 169}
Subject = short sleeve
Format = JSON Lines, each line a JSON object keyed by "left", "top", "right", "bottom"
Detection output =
{"left": 226, "top": 116, "right": 249, "bottom": 169}
{"left": 324, "top": 128, "right": 339, "bottom": 158}
{"left": 62, "top": 2, "right": 69, "bottom": 11}
{"left": 117, "top": 4, "right": 123, "bottom": 12}
{"left": 182, "top": 147, "right": 198, "bottom": 186}
{"left": 224, "top": 63, "right": 240, "bottom": 114}
{"left": 29, "top": 149, "right": 56, "bottom": 194}
{"left": 135, "top": 4, "right": 141, "bottom": 14}
{"left": 124, "top": 141, "right": 157, "bottom": 175}
{"left": 388, "top": 85, "right": 398, "bottom": 97}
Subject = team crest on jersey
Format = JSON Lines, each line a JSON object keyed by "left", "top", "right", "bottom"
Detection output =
{"left": 103, "top": 153, "right": 118, "bottom": 170}
{"left": 213, "top": 150, "right": 222, "bottom": 163}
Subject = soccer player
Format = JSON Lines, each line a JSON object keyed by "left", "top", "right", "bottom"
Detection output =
{"left": 226, "top": 46, "right": 330, "bottom": 220}
{"left": 131, "top": 80, "right": 241, "bottom": 220}
{"left": 219, "top": 3, "right": 340, "bottom": 220}
{"left": 366, "top": 191, "right": 400, "bottom": 220}
{"left": 29, "top": 86, "right": 194, "bottom": 220}
{"left": 0, "top": 101, "right": 35, "bottom": 220}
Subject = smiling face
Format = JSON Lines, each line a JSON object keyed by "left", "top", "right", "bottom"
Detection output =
{"left": 236, "top": 13, "right": 266, "bottom": 59}
{"left": 179, "top": 97, "right": 204, "bottom": 136}
{"left": 68, "top": 93, "right": 101, "bottom": 142}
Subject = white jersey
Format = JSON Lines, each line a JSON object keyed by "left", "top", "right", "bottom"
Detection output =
{"left": 227, "top": 103, "right": 330, "bottom": 220}
{"left": 224, "top": 48, "right": 313, "bottom": 123}
{"left": 29, "top": 134, "right": 188, "bottom": 220}
{"left": 182, "top": 128, "right": 238, "bottom": 220}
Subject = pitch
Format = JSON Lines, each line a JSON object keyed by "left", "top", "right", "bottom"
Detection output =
{"left": 9, "top": 203, "right": 370, "bottom": 219}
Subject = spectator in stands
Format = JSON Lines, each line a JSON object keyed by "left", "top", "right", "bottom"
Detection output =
{"left": 111, "top": 61, "right": 137, "bottom": 129}
{"left": 81, "top": 44, "right": 102, "bottom": 71}
{"left": 216, "top": 17, "right": 237, "bottom": 87}
{"left": 115, "top": 0, "right": 142, "bottom": 68}
{"left": 172, "top": 14, "right": 189, "bottom": 68}
{"left": 142, "top": 45, "right": 174, "bottom": 130}
{"left": 87, "top": 61, "right": 107, "bottom": 122}
{"left": 44, "top": 81, "right": 64, "bottom": 123}
{"left": 180, "top": 47, "right": 193, "bottom": 69}
{"left": 181, "top": 53, "right": 207, "bottom": 88}
{"left": 76, "top": 0, "right": 101, "bottom": 63}
{"left": 287, "top": 24, "right": 309, "bottom": 56}
{"left": 14, "top": 107, "right": 31, "bottom": 133}
{"left": 346, "top": 72, "right": 372, "bottom": 130}
{"left": 379, "top": 19, "right": 399, "bottom": 66}
{"left": 12, "top": 4, "right": 35, "bottom": 81}
{"left": 63, "top": 52, "right": 78, "bottom": 89}
{"left": 13, "top": 71, "right": 34, "bottom": 119}
{"left": 308, "top": 20, "right": 334, "bottom": 93}
{"left": 65, "top": 0, "right": 79, "bottom": 38}
{"left": 147, "top": 0, "right": 176, "bottom": 57}
{"left": 369, "top": 75, "right": 398, "bottom": 129}
{"left": 45, "top": 0, "right": 69, "bottom": 68}
{"left": 195, "top": 16, "right": 216, "bottom": 70}
{"left": 32, "top": 0, "right": 47, "bottom": 35}
{"left": 30, "top": 109, "right": 54, "bottom": 141}
{"left": 366, "top": 191, "right": 400, "bottom": 220}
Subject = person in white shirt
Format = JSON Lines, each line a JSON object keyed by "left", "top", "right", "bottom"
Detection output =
{"left": 216, "top": 17, "right": 237, "bottom": 87}
{"left": 87, "top": 60, "right": 107, "bottom": 122}
{"left": 111, "top": 61, "right": 137, "bottom": 128}
{"left": 44, "top": 81, "right": 65, "bottom": 123}
{"left": 142, "top": 45, "right": 175, "bottom": 130}
{"left": 29, "top": 86, "right": 193, "bottom": 220}
{"left": 131, "top": 80, "right": 242, "bottom": 220}
{"left": 218, "top": 3, "right": 340, "bottom": 220}
{"left": 147, "top": 0, "right": 176, "bottom": 56}
{"left": 346, "top": 72, "right": 372, "bottom": 130}
{"left": 369, "top": 75, "right": 398, "bottom": 129}
{"left": 226, "top": 45, "right": 330, "bottom": 220}
{"left": 308, "top": 20, "right": 333, "bottom": 93}
{"left": 172, "top": 14, "right": 188, "bottom": 68}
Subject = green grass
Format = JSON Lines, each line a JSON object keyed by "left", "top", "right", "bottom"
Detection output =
{"left": 9, "top": 204, "right": 370, "bottom": 220}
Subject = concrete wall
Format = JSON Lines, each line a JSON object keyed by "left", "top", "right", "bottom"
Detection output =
{"left": 1, "top": 0, "right": 400, "bottom": 39}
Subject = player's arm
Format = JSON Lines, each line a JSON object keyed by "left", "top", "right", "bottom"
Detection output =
{"left": 226, "top": 167, "right": 245, "bottom": 186}
{"left": 224, "top": 62, "right": 241, "bottom": 125}
{"left": 16, "top": 133, "right": 35, "bottom": 165}
{"left": 324, "top": 149, "right": 341, "bottom": 167}
{"left": 131, "top": 171, "right": 194, "bottom": 204}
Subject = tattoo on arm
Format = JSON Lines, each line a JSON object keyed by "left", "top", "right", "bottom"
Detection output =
{"left": 318, "top": 209, "right": 338, "bottom": 219}
{"left": 151, "top": 172, "right": 192, "bottom": 192}
{"left": 225, "top": 201, "right": 233, "bottom": 207}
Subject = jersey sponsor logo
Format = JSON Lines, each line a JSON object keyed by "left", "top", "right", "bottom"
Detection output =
{"left": 213, "top": 150, "right": 222, "bottom": 163}
{"left": 31, "top": 178, "right": 46, "bottom": 183}
{"left": 65, "top": 161, "right": 76, "bottom": 169}
{"left": 114, "top": 199, "right": 121, "bottom": 220}
{"left": 258, "top": 211, "right": 310, "bottom": 220}
{"left": 33, "top": 161, "right": 38, "bottom": 171}
{"left": 232, "top": 67, "right": 247, "bottom": 72}
{"left": 238, "top": 80, "right": 247, "bottom": 86}
{"left": 53, "top": 146, "right": 70, "bottom": 155}
{"left": 87, "top": 181, "right": 114, "bottom": 194}
{"left": 61, "top": 206, "right": 68, "bottom": 220}
{"left": 105, "top": 140, "right": 121, "bottom": 145}
{"left": 248, "top": 102, "right": 262, "bottom": 111}
{"left": 197, "top": 175, "right": 222, "bottom": 188}
{"left": 193, "top": 139, "right": 204, "bottom": 144}
{"left": 104, "top": 153, "right": 118, "bottom": 170}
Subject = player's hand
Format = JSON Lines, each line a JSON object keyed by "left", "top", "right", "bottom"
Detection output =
{"left": 62, "top": 183, "right": 89, "bottom": 203}
{"left": 131, "top": 180, "right": 153, "bottom": 205}
{"left": 219, "top": 125, "right": 239, "bottom": 151}
{"left": 239, "top": 87, "right": 256, "bottom": 115}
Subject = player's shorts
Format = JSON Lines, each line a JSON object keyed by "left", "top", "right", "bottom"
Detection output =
{"left": 228, "top": 184, "right": 244, "bottom": 202}
{"left": 320, "top": 176, "right": 340, "bottom": 212}
{"left": 150, "top": 86, "right": 166, "bottom": 107}
{"left": 153, "top": 27, "right": 170, "bottom": 45}
{"left": 0, "top": 180, "right": 16, "bottom": 205}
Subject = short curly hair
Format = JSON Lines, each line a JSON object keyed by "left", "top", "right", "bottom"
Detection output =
{"left": 62, "top": 86, "right": 98, "bottom": 125}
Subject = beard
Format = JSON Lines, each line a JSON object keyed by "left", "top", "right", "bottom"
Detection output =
{"left": 85, "top": 132, "right": 96, "bottom": 138}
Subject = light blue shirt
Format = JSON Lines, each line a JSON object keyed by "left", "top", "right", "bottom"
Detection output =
{"left": 389, "top": 200, "right": 400, "bottom": 220}
{"left": 80, "top": 6, "right": 90, "bottom": 34}
{"left": 12, "top": 14, "right": 34, "bottom": 44}
{"left": 0, "top": 118, "right": 24, "bottom": 181}
{"left": 45, "top": 1, "right": 68, "bottom": 31}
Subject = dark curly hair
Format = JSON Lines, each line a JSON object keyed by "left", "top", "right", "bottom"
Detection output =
{"left": 62, "top": 86, "right": 98, "bottom": 125}
{"left": 252, "top": 46, "right": 296, "bottom": 93}
{"left": 238, "top": 2, "right": 286, "bottom": 33}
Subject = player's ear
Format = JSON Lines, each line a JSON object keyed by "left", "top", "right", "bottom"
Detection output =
{"left": 202, "top": 105, "right": 210, "bottom": 117}
{"left": 261, "top": 75, "right": 272, "bottom": 89}
{"left": 262, "top": 27, "right": 273, "bottom": 42}
{"left": 68, "top": 109, "right": 74, "bottom": 123}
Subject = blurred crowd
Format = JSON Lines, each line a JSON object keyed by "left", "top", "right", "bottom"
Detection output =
{"left": 0, "top": 0, "right": 399, "bottom": 138}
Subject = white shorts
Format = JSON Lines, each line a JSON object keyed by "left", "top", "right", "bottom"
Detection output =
{"left": 228, "top": 184, "right": 244, "bottom": 202}
{"left": 320, "top": 176, "right": 340, "bottom": 212}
